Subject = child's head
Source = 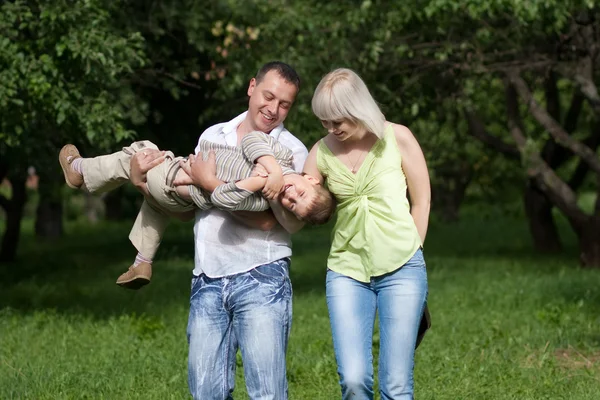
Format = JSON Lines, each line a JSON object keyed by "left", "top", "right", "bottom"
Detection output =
{"left": 279, "top": 173, "right": 335, "bottom": 224}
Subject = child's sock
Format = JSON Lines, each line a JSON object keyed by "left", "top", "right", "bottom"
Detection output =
{"left": 133, "top": 253, "right": 153, "bottom": 267}
{"left": 69, "top": 157, "right": 84, "bottom": 175}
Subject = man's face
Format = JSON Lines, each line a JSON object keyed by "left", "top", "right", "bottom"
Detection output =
{"left": 279, "top": 174, "right": 318, "bottom": 218}
{"left": 247, "top": 70, "right": 298, "bottom": 133}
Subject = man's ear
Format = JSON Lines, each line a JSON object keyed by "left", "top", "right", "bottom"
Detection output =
{"left": 247, "top": 78, "right": 257, "bottom": 96}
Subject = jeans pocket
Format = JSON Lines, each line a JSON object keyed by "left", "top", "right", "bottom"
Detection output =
{"left": 404, "top": 248, "right": 426, "bottom": 269}
{"left": 250, "top": 259, "right": 289, "bottom": 283}
{"left": 190, "top": 275, "right": 204, "bottom": 301}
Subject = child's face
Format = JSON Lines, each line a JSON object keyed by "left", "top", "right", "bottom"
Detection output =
{"left": 279, "top": 174, "right": 319, "bottom": 218}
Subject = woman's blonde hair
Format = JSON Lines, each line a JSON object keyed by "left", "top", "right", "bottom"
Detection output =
{"left": 311, "top": 68, "right": 386, "bottom": 138}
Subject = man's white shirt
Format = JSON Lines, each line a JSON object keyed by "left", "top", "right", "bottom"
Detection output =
{"left": 192, "top": 111, "right": 308, "bottom": 277}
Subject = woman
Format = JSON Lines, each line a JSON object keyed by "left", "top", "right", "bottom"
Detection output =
{"left": 302, "top": 68, "right": 431, "bottom": 399}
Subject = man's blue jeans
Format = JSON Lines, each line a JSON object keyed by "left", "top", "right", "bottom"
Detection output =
{"left": 187, "top": 258, "right": 292, "bottom": 400}
{"left": 326, "top": 249, "right": 428, "bottom": 400}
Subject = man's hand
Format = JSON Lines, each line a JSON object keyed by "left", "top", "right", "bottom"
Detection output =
{"left": 130, "top": 149, "right": 166, "bottom": 196}
{"left": 179, "top": 151, "right": 223, "bottom": 192}
{"left": 172, "top": 163, "right": 194, "bottom": 186}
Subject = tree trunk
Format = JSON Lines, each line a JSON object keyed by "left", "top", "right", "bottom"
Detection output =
{"left": 35, "top": 197, "right": 63, "bottom": 237}
{"left": 0, "top": 176, "right": 27, "bottom": 262}
{"left": 523, "top": 181, "right": 563, "bottom": 253}
{"left": 103, "top": 187, "right": 123, "bottom": 220}
{"left": 34, "top": 173, "right": 63, "bottom": 238}
{"left": 579, "top": 216, "right": 600, "bottom": 268}
{"left": 432, "top": 177, "right": 470, "bottom": 222}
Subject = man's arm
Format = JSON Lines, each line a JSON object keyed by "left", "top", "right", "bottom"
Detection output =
{"left": 230, "top": 209, "right": 278, "bottom": 231}
{"left": 179, "top": 152, "right": 277, "bottom": 231}
{"left": 129, "top": 149, "right": 194, "bottom": 222}
{"left": 269, "top": 199, "right": 305, "bottom": 234}
{"left": 130, "top": 149, "right": 166, "bottom": 196}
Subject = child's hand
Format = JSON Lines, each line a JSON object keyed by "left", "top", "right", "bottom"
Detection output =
{"left": 262, "top": 170, "right": 284, "bottom": 200}
{"left": 251, "top": 164, "right": 269, "bottom": 178}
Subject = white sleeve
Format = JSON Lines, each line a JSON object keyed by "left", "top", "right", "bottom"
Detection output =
{"left": 277, "top": 130, "right": 308, "bottom": 173}
{"left": 291, "top": 144, "right": 309, "bottom": 173}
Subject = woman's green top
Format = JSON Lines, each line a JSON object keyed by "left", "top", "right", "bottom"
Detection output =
{"left": 317, "top": 124, "right": 422, "bottom": 283}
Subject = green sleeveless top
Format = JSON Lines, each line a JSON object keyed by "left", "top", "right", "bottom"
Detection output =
{"left": 317, "top": 124, "right": 422, "bottom": 283}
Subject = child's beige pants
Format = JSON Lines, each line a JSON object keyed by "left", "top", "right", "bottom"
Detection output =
{"left": 80, "top": 141, "right": 194, "bottom": 259}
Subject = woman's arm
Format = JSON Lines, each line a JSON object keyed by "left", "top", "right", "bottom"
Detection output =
{"left": 302, "top": 141, "right": 325, "bottom": 183}
{"left": 393, "top": 124, "right": 431, "bottom": 244}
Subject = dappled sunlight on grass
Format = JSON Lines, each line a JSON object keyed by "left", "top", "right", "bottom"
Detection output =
{"left": 1, "top": 215, "right": 599, "bottom": 399}
{"left": 0, "top": 219, "right": 195, "bottom": 318}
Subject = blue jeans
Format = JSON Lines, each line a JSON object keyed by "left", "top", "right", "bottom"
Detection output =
{"left": 326, "top": 249, "right": 428, "bottom": 400}
{"left": 187, "top": 258, "right": 292, "bottom": 400}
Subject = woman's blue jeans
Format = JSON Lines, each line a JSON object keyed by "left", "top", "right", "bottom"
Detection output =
{"left": 326, "top": 249, "right": 428, "bottom": 400}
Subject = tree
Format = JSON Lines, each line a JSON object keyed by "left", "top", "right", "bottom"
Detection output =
{"left": 390, "top": 2, "right": 600, "bottom": 265}
{"left": 209, "top": 0, "right": 600, "bottom": 265}
{"left": 0, "top": 0, "right": 146, "bottom": 260}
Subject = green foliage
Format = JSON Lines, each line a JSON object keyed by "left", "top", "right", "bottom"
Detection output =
{"left": 2, "top": 1, "right": 599, "bottom": 259}
{"left": 0, "top": 0, "right": 147, "bottom": 150}
{"left": 187, "top": 0, "right": 598, "bottom": 196}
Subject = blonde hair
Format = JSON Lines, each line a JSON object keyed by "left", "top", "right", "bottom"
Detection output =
{"left": 311, "top": 68, "right": 386, "bottom": 138}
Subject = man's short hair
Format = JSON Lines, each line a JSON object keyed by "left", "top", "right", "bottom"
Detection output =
{"left": 256, "top": 61, "right": 301, "bottom": 92}
{"left": 302, "top": 185, "right": 336, "bottom": 225}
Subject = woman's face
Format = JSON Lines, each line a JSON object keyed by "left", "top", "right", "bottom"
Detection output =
{"left": 320, "top": 119, "right": 362, "bottom": 141}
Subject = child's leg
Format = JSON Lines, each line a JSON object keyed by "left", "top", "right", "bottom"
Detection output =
{"left": 145, "top": 157, "right": 198, "bottom": 212}
{"left": 59, "top": 141, "right": 160, "bottom": 194}
{"left": 59, "top": 145, "right": 85, "bottom": 189}
{"left": 81, "top": 141, "right": 160, "bottom": 194}
{"left": 116, "top": 199, "right": 170, "bottom": 289}
{"left": 146, "top": 158, "right": 211, "bottom": 211}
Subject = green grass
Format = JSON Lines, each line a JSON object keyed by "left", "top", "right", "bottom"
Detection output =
{"left": 1, "top": 213, "right": 599, "bottom": 399}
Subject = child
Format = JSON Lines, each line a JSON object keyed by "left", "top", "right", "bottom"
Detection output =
{"left": 59, "top": 131, "right": 334, "bottom": 289}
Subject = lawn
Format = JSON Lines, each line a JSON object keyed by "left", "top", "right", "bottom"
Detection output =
{"left": 1, "top": 212, "right": 599, "bottom": 399}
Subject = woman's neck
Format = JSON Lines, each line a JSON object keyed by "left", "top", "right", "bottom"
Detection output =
{"left": 343, "top": 130, "right": 378, "bottom": 149}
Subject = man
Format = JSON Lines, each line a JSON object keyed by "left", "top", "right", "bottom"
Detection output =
{"left": 180, "top": 61, "right": 307, "bottom": 399}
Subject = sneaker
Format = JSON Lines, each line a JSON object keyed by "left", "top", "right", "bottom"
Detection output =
{"left": 59, "top": 144, "right": 84, "bottom": 189}
{"left": 116, "top": 262, "right": 153, "bottom": 290}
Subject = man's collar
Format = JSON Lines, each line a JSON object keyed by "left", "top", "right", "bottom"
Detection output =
{"left": 221, "top": 111, "right": 248, "bottom": 135}
{"left": 221, "top": 111, "right": 285, "bottom": 140}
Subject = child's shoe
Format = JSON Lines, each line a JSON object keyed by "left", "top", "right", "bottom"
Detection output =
{"left": 59, "top": 144, "right": 84, "bottom": 189}
{"left": 116, "top": 262, "right": 152, "bottom": 290}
